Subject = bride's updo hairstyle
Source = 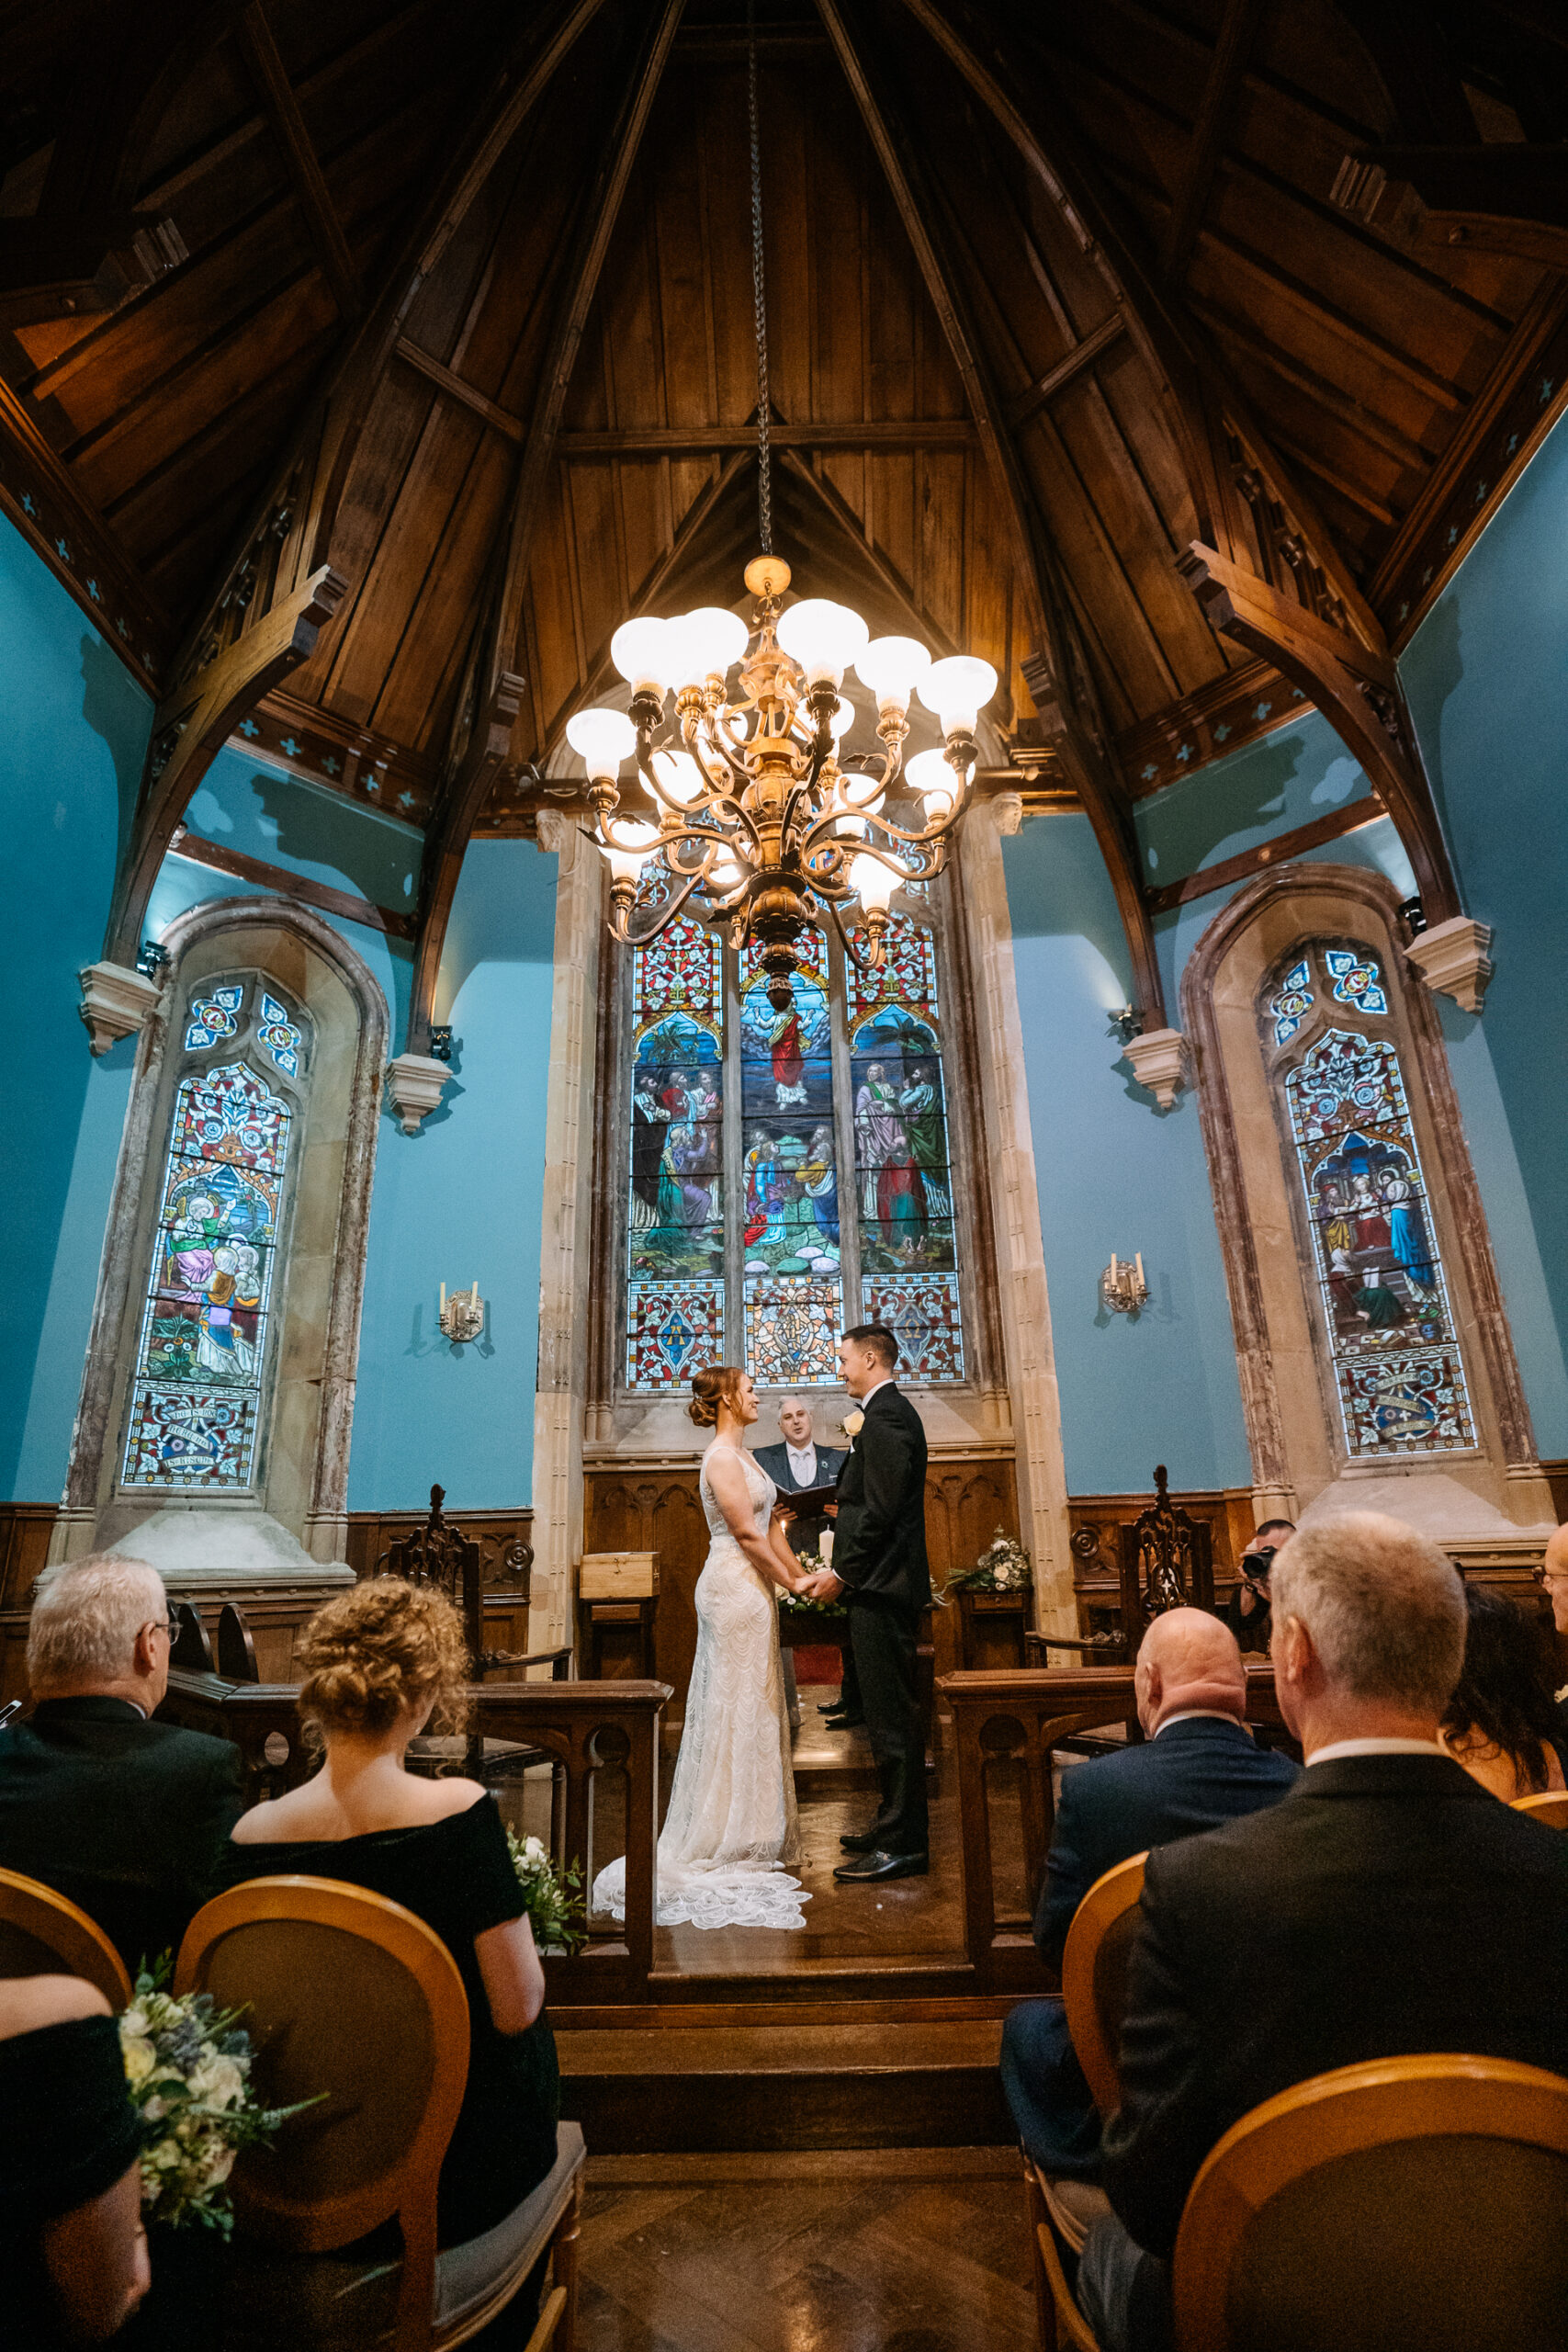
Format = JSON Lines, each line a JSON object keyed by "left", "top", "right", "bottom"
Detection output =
{"left": 295, "top": 1576, "right": 470, "bottom": 1746}
{"left": 689, "top": 1364, "right": 747, "bottom": 1428}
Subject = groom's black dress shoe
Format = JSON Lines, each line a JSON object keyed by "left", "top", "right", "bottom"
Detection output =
{"left": 823, "top": 1710, "right": 864, "bottom": 1728}
{"left": 833, "top": 1849, "right": 929, "bottom": 1883}
{"left": 839, "top": 1830, "right": 880, "bottom": 1852}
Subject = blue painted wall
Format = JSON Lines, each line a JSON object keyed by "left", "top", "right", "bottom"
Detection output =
{"left": 1, "top": 518, "right": 152, "bottom": 1500}
{"left": 347, "top": 839, "right": 558, "bottom": 1510}
{"left": 184, "top": 747, "right": 422, "bottom": 919}
{"left": 1002, "top": 814, "right": 1252, "bottom": 1493}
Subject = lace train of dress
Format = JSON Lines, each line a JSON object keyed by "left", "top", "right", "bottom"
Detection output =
{"left": 592, "top": 1442, "right": 809, "bottom": 1932}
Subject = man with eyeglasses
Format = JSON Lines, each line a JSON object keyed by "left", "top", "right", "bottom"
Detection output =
{"left": 0, "top": 1554, "right": 241, "bottom": 1972}
{"left": 1536, "top": 1522, "right": 1568, "bottom": 1747}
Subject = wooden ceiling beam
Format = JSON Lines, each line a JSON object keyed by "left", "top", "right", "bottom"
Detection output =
{"left": 237, "top": 2, "right": 362, "bottom": 320}
{"left": 404, "top": 0, "right": 688, "bottom": 1057}
{"left": 1186, "top": 296, "right": 1432, "bottom": 474}
{"left": 1178, "top": 540, "right": 1459, "bottom": 922}
{"left": 1007, "top": 315, "right": 1127, "bottom": 428}
{"left": 1096, "top": 0, "right": 1382, "bottom": 143}
{"left": 816, "top": 0, "right": 1168, "bottom": 1029}
{"left": 556, "top": 419, "right": 976, "bottom": 453}
{"left": 1351, "top": 145, "right": 1568, "bottom": 274}
{"left": 394, "top": 335, "right": 525, "bottom": 441}
{"left": 1158, "top": 0, "right": 1265, "bottom": 283}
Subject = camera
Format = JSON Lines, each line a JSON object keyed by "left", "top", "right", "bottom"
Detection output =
{"left": 1242, "top": 1544, "right": 1278, "bottom": 1582}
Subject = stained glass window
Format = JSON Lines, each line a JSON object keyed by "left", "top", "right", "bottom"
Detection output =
{"left": 121, "top": 980, "right": 310, "bottom": 1491}
{"left": 1268, "top": 942, "right": 1473, "bottom": 1460}
{"left": 1269, "top": 961, "right": 1313, "bottom": 1046}
{"left": 623, "top": 904, "right": 967, "bottom": 1391}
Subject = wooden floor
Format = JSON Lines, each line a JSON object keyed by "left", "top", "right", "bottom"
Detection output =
{"left": 577, "top": 2148, "right": 1036, "bottom": 2352}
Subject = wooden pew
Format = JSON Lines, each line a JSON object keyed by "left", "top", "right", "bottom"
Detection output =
{"left": 157, "top": 1669, "right": 671, "bottom": 2005}
{"left": 937, "top": 1664, "right": 1290, "bottom": 1995}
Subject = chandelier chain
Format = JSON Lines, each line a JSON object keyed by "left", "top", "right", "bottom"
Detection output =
{"left": 747, "top": 0, "right": 773, "bottom": 556}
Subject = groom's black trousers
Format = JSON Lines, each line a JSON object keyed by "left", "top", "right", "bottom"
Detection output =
{"left": 849, "top": 1596, "right": 928, "bottom": 1855}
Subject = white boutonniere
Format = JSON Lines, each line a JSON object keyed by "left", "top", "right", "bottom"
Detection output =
{"left": 843, "top": 1409, "right": 864, "bottom": 1438}
{"left": 1557, "top": 1683, "right": 1568, "bottom": 1706}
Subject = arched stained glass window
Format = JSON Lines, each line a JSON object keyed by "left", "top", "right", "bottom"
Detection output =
{"left": 120, "top": 978, "right": 310, "bottom": 1491}
{"left": 623, "top": 904, "right": 967, "bottom": 1391}
{"left": 1264, "top": 940, "right": 1474, "bottom": 1459}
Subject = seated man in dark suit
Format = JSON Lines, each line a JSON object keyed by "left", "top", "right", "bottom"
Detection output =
{"left": 1082, "top": 1510, "right": 1568, "bottom": 2352}
{"left": 1000, "top": 1610, "right": 1296, "bottom": 2187}
{"left": 1539, "top": 1520, "right": 1568, "bottom": 1749}
{"left": 0, "top": 1554, "right": 243, "bottom": 1973}
{"left": 755, "top": 1395, "right": 855, "bottom": 1723}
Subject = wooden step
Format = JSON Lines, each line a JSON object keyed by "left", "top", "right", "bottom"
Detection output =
{"left": 557, "top": 2014, "right": 1012, "bottom": 2152}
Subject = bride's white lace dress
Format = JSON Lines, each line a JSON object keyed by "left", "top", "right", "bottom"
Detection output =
{"left": 592, "top": 1441, "right": 809, "bottom": 1932}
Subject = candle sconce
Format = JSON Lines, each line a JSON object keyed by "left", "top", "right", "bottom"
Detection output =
{"left": 439, "top": 1281, "right": 485, "bottom": 1344}
{"left": 1102, "top": 1252, "right": 1150, "bottom": 1317}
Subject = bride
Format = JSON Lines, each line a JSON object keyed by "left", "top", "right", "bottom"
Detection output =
{"left": 592, "top": 1364, "right": 813, "bottom": 1931}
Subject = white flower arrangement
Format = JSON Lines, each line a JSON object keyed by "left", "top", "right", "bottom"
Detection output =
{"left": 118, "top": 1966, "right": 317, "bottom": 2235}
{"left": 506, "top": 1829, "right": 587, "bottom": 1955}
{"left": 946, "top": 1525, "right": 1033, "bottom": 1596}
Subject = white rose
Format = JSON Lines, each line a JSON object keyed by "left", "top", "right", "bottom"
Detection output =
{"left": 843, "top": 1410, "right": 864, "bottom": 1437}
{"left": 122, "top": 2007, "right": 149, "bottom": 2040}
{"left": 190, "top": 2053, "right": 245, "bottom": 2109}
{"left": 122, "top": 2035, "right": 158, "bottom": 2086}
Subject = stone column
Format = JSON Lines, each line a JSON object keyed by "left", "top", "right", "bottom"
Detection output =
{"left": 529, "top": 814, "right": 604, "bottom": 1661}
{"left": 960, "top": 800, "right": 1077, "bottom": 1636}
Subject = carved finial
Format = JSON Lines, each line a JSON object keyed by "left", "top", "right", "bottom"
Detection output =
{"left": 427, "top": 1484, "right": 446, "bottom": 1531}
{"left": 1154, "top": 1464, "right": 1169, "bottom": 1501}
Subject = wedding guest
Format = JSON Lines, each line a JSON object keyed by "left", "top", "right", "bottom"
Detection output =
{"left": 1216, "top": 1520, "right": 1294, "bottom": 1655}
{"left": 219, "top": 1578, "right": 558, "bottom": 2253}
{"left": 1081, "top": 1512, "right": 1568, "bottom": 2352}
{"left": 1536, "top": 1522, "right": 1568, "bottom": 1748}
{"left": 1000, "top": 1611, "right": 1295, "bottom": 2188}
{"left": 1440, "top": 1583, "right": 1566, "bottom": 1799}
{"left": 0, "top": 1973, "right": 150, "bottom": 2346}
{"left": 0, "top": 1555, "right": 242, "bottom": 1970}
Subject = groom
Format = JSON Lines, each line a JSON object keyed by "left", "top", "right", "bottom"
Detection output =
{"left": 801, "top": 1324, "right": 931, "bottom": 1882}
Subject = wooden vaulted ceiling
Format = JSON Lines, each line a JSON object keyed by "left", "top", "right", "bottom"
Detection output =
{"left": 3, "top": 0, "right": 1566, "bottom": 1017}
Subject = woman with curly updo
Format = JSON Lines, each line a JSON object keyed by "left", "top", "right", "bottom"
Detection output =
{"left": 220, "top": 1578, "right": 558, "bottom": 2250}
{"left": 593, "top": 1365, "right": 815, "bottom": 1931}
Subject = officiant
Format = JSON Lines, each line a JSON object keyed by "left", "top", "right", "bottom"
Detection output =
{"left": 756, "top": 1397, "right": 860, "bottom": 1727}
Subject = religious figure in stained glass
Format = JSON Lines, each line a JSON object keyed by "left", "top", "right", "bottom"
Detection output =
{"left": 122, "top": 983, "right": 309, "bottom": 1490}
{"left": 1266, "top": 941, "right": 1473, "bottom": 1460}
{"left": 624, "top": 902, "right": 966, "bottom": 1392}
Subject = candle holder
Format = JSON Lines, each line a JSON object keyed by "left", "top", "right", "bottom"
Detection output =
{"left": 1102, "top": 1253, "right": 1150, "bottom": 1317}
{"left": 438, "top": 1281, "right": 485, "bottom": 1344}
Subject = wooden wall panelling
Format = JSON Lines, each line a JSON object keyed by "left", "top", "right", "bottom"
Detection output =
{"left": 0, "top": 1504, "right": 58, "bottom": 1613}
{"left": 344, "top": 1506, "right": 536, "bottom": 1658}
{"left": 1066, "top": 1486, "right": 1257, "bottom": 1629}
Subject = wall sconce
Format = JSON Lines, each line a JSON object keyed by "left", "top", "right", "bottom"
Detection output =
{"left": 439, "top": 1281, "right": 485, "bottom": 1343}
{"left": 136, "top": 939, "right": 169, "bottom": 980}
{"left": 1110, "top": 1004, "right": 1143, "bottom": 1046}
{"left": 429, "top": 1025, "right": 454, "bottom": 1064}
{"left": 1102, "top": 1252, "right": 1150, "bottom": 1316}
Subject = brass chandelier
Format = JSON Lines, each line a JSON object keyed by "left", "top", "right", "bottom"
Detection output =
{"left": 563, "top": 0, "right": 996, "bottom": 998}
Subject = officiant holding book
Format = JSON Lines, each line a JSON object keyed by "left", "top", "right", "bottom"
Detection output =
{"left": 755, "top": 1396, "right": 858, "bottom": 1725}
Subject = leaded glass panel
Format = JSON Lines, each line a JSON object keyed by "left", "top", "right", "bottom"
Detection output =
{"left": 1277, "top": 967, "right": 1474, "bottom": 1457}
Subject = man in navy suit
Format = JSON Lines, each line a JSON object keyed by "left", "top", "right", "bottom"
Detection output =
{"left": 754, "top": 1396, "right": 856, "bottom": 1722}
{"left": 1000, "top": 1609, "right": 1297, "bottom": 2179}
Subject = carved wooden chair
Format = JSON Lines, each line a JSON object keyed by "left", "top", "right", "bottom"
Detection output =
{"left": 1118, "top": 1469, "right": 1213, "bottom": 1655}
{"left": 1028, "top": 1853, "right": 1149, "bottom": 2348}
{"left": 0, "top": 1865, "right": 131, "bottom": 2007}
{"left": 1172, "top": 2055, "right": 1568, "bottom": 2350}
{"left": 175, "top": 1876, "right": 582, "bottom": 2352}
{"left": 1513, "top": 1789, "right": 1568, "bottom": 1828}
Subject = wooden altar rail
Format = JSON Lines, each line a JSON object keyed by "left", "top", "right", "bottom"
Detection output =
{"left": 937, "top": 1665, "right": 1289, "bottom": 1995}
{"left": 157, "top": 1670, "right": 671, "bottom": 2003}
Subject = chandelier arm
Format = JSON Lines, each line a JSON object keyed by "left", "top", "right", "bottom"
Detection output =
{"left": 611, "top": 865, "right": 710, "bottom": 946}
{"left": 824, "top": 894, "right": 882, "bottom": 974}
{"left": 633, "top": 735, "right": 728, "bottom": 821}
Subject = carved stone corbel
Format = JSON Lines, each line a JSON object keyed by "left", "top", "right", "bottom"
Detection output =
{"left": 1404, "top": 916, "right": 1495, "bottom": 1016}
{"left": 385, "top": 1052, "right": 450, "bottom": 1135}
{"left": 1123, "top": 1026, "right": 1190, "bottom": 1111}
{"left": 78, "top": 960, "right": 162, "bottom": 1055}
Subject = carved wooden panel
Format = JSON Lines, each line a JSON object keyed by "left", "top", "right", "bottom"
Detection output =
{"left": 1067, "top": 1486, "right": 1255, "bottom": 1628}
{"left": 0, "top": 1503, "right": 57, "bottom": 1612}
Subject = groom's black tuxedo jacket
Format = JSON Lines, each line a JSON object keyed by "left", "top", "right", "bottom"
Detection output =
{"left": 831, "top": 1382, "right": 930, "bottom": 1612}
{"left": 753, "top": 1440, "right": 847, "bottom": 1558}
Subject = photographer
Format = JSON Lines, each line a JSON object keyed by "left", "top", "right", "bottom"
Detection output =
{"left": 1219, "top": 1520, "right": 1295, "bottom": 1655}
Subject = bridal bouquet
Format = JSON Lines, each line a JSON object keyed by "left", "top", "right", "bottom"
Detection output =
{"left": 778, "top": 1552, "right": 847, "bottom": 1616}
{"left": 118, "top": 1964, "right": 315, "bottom": 2235}
{"left": 507, "top": 1828, "right": 588, "bottom": 1954}
{"left": 946, "top": 1527, "right": 1033, "bottom": 1596}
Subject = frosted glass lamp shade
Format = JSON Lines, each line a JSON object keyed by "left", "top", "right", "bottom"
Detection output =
{"left": 598, "top": 820, "right": 660, "bottom": 884}
{"left": 566, "top": 707, "right": 637, "bottom": 776}
{"left": 672, "top": 605, "right": 749, "bottom": 684}
{"left": 905, "top": 746, "right": 964, "bottom": 817}
{"left": 610, "top": 616, "right": 674, "bottom": 695}
{"left": 850, "top": 854, "right": 898, "bottom": 913}
{"left": 840, "top": 768, "right": 886, "bottom": 814}
{"left": 776, "top": 597, "right": 870, "bottom": 687}
{"left": 649, "top": 749, "right": 709, "bottom": 806}
{"left": 706, "top": 852, "right": 745, "bottom": 893}
{"left": 855, "top": 635, "right": 931, "bottom": 712}
{"left": 829, "top": 696, "right": 855, "bottom": 742}
{"left": 918, "top": 654, "right": 998, "bottom": 735}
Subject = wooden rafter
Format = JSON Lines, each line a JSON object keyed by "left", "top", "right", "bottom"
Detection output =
{"left": 104, "top": 563, "right": 348, "bottom": 966}
{"left": 1178, "top": 541, "right": 1459, "bottom": 924}
{"left": 1007, "top": 315, "right": 1127, "bottom": 428}
{"left": 237, "top": 2, "right": 362, "bottom": 319}
{"left": 815, "top": 0, "right": 1168, "bottom": 1027}
{"left": 403, "top": 0, "right": 688, "bottom": 1057}
{"left": 1158, "top": 0, "right": 1264, "bottom": 282}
